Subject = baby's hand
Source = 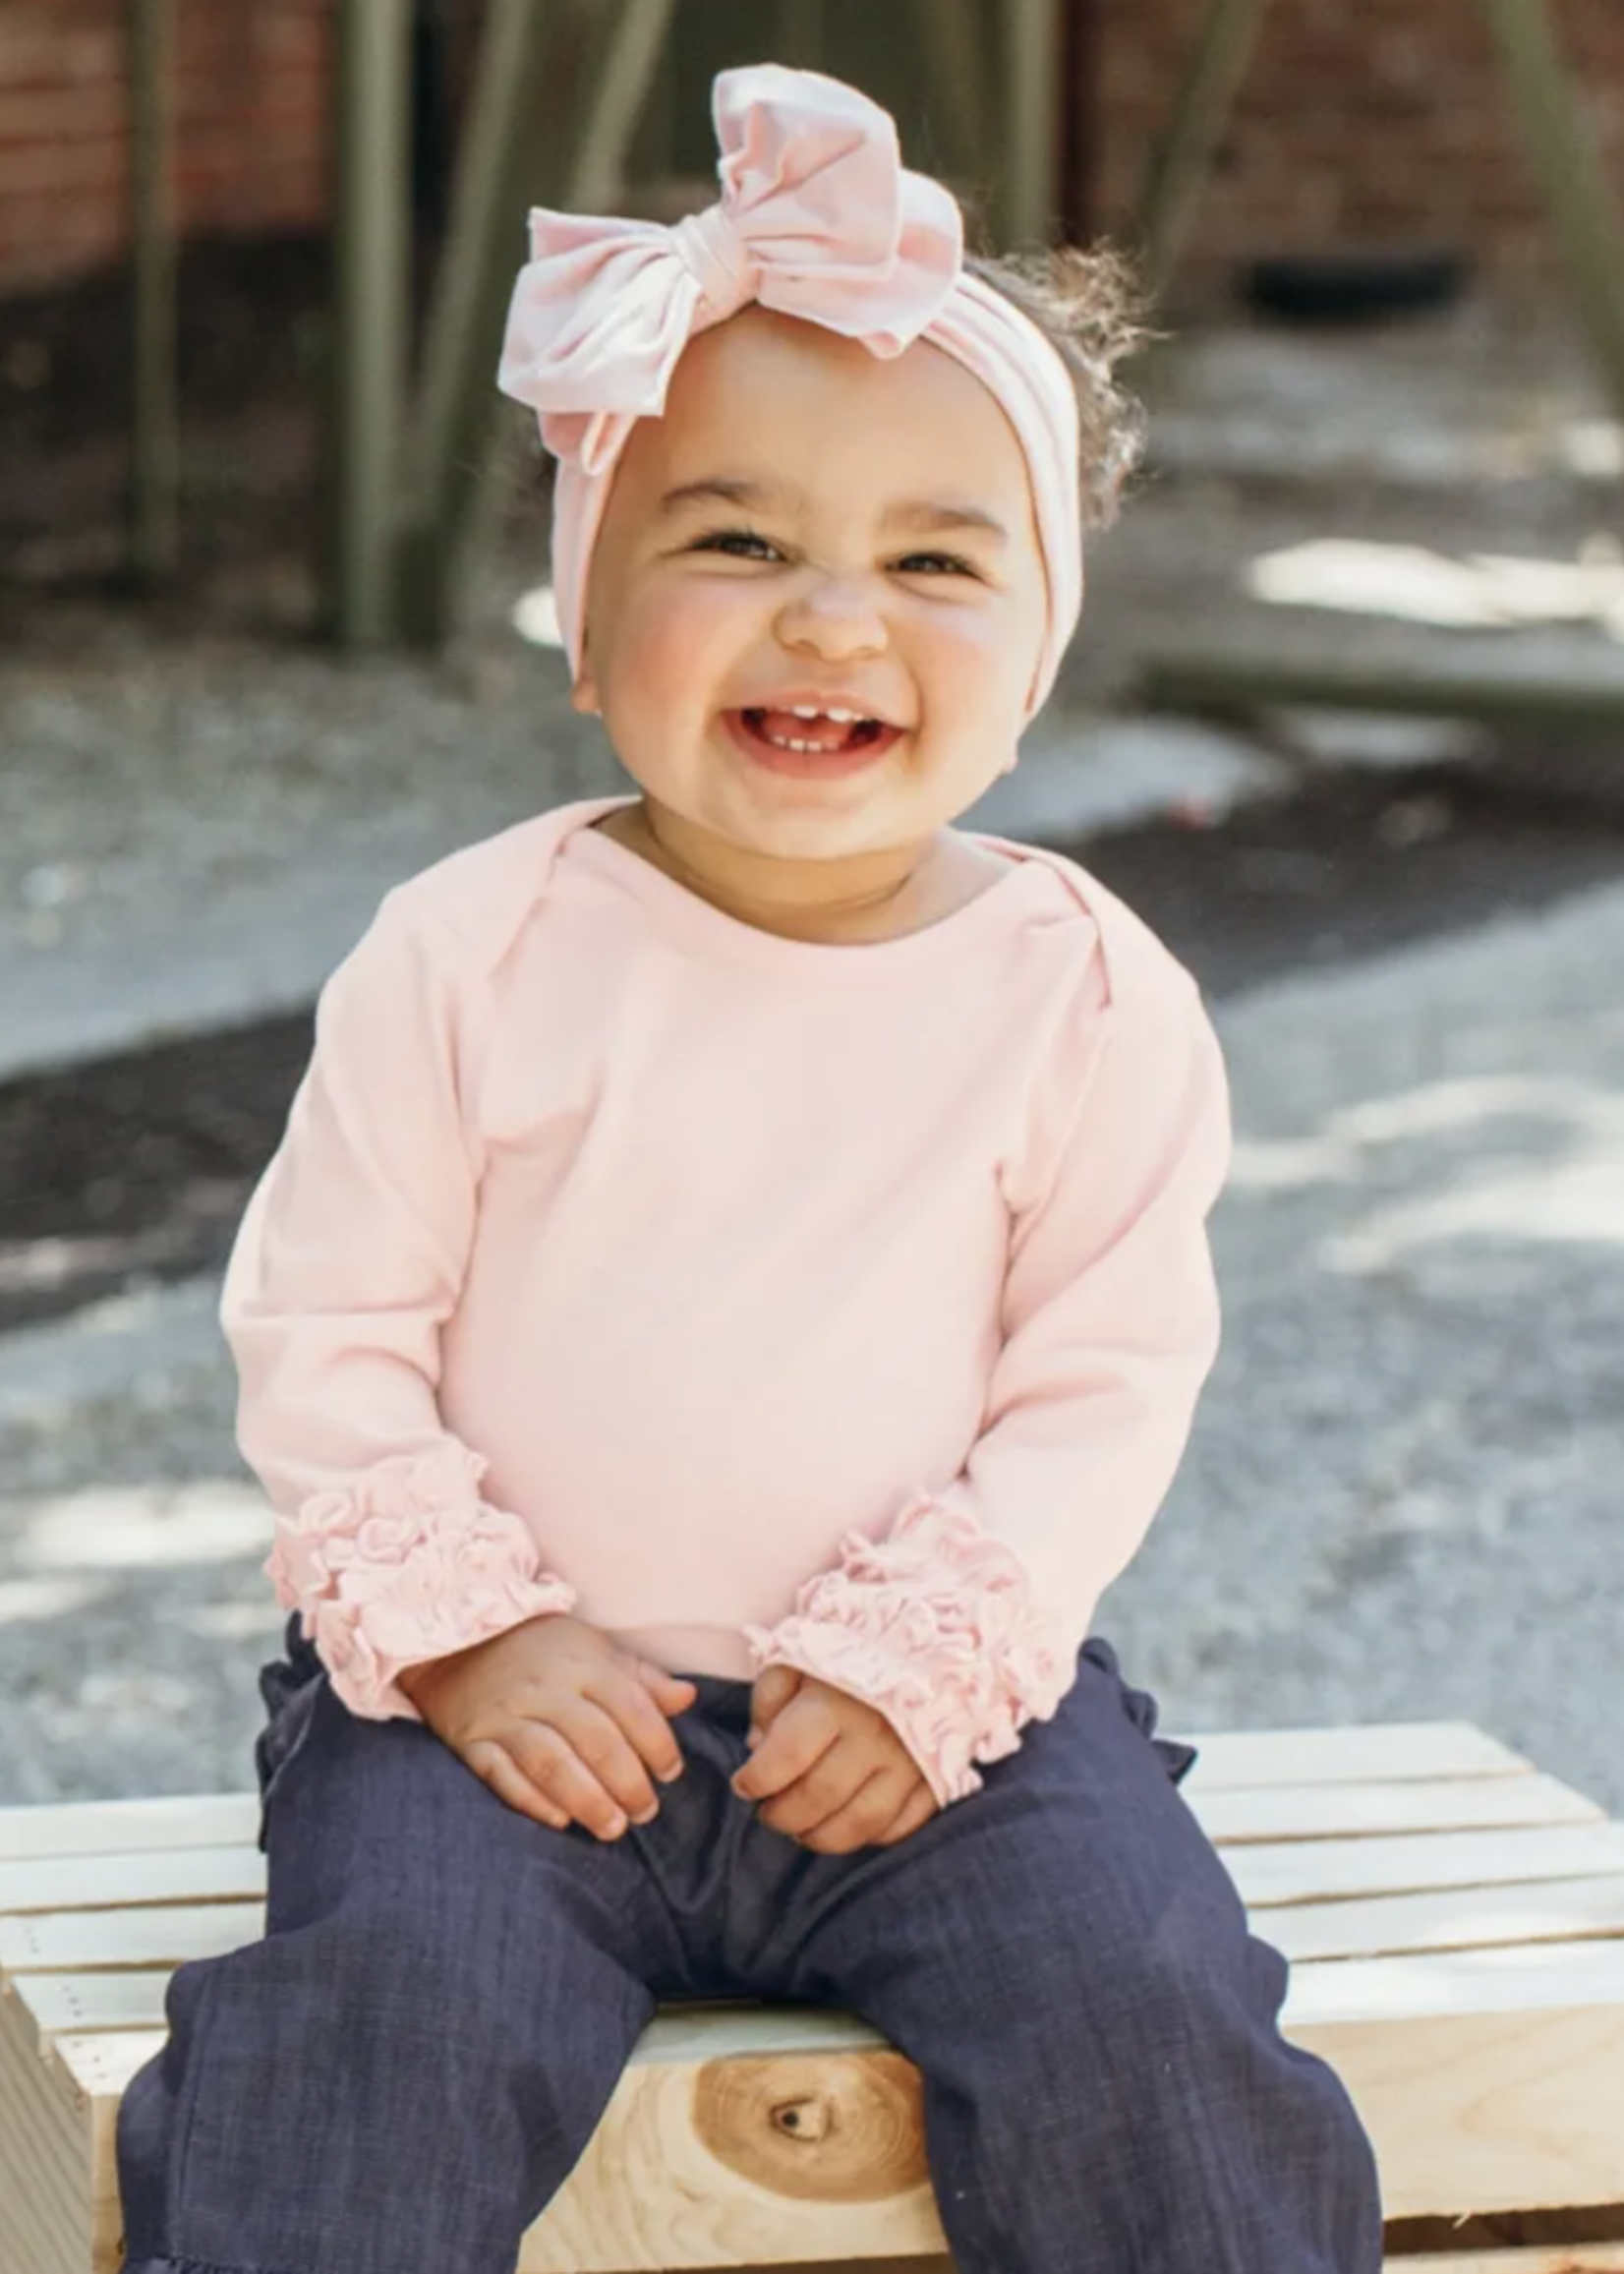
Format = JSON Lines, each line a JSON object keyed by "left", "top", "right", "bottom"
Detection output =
{"left": 398, "top": 1614, "right": 697, "bottom": 1840}
{"left": 732, "top": 1667, "right": 940, "bottom": 1853}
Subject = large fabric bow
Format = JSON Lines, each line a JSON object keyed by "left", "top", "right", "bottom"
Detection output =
{"left": 496, "top": 64, "right": 964, "bottom": 475}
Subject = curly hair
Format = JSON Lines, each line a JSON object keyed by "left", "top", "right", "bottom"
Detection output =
{"left": 966, "top": 244, "right": 1150, "bottom": 530}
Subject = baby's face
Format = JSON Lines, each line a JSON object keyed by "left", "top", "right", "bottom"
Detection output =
{"left": 574, "top": 306, "right": 1055, "bottom": 865}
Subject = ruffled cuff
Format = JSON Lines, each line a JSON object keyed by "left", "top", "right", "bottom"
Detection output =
{"left": 745, "top": 1494, "right": 1069, "bottom": 1807}
{"left": 264, "top": 1443, "right": 577, "bottom": 1720}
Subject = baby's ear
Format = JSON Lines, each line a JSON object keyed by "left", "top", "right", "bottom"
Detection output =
{"left": 570, "top": 652, "right": 601, "bottom": 716}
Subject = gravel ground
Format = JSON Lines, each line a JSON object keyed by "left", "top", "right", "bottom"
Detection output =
{"left": 3, "top": 871, "right": 1621, "bottom": 1810}
{"left": 1111, "top": 878, "right": 1624, "bottom": 1813}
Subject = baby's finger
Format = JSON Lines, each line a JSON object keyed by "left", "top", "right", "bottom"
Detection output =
{"left": 796, "top": 1766, "right": 915, "bottom": 1854}
{"left": 872, "top": 1781, "right": 941, "bottom": 1847}
{"left": 636, "top": 1662, "right": 699, "bottom": 1718}
{"left": 463, "top": 1738, "right": 571, "bottom": 1832}
{"left": 506, "top": 1720, "right": 634, "bottom": 1839}
{"left": 548, "top": 1696, "right": 667, "bottom": 1825}
{"left": 732, "top": 1692, "right": 839, "bottom": 1802}
{"left": 746, "top": 1663, "right": 802, "bottom": 1746}
{"left": 593, "top": 1665, "right": 691, "bottom": 1784}
{"left": 756, "top": 1736, "right": 870, "bottom": 1837}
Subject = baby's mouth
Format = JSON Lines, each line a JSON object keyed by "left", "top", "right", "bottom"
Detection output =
{"left": 737, "top": 705, "right": 896, "bottom": 756}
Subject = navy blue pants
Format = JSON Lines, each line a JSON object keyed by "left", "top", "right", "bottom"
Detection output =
{"left": 117, "top": 1620, "right": 1382, "bottom": 2274}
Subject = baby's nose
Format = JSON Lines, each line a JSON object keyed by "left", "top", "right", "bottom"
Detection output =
{"left": 774, "top": 577, "right": 888, "bottom": 659}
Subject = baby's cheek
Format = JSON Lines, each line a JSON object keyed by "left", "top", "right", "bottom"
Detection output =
{"left": 925, "top": 609, "right": 1033, "bottom": 730}
{"left": 613, "top": 582, "right": 754, "bottom": 706}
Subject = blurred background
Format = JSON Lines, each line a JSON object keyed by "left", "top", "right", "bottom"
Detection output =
{"left": 1, "top": 0, "right": 1622, "bottom": 1808}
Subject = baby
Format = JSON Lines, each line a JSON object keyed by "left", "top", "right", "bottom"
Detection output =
{"left": 115, "top": 64, "right": 1384, "bottom": 2274}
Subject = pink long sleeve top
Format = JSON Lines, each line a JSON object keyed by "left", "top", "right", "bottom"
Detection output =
{"left": 221, "top": 796, "right": 1230, "bottom": 1806}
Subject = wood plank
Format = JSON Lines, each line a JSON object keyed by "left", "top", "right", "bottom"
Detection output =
{"left": 1184, "top": 1721, "right": 1535, "bottom": 1790}
{"left": 3, "top": 1810, "right": 1610, "bottom": 1937}
{"left": 1192, "top": 1774, "right": 1599, "bottom": 1846}
{"left": 0, "top": 1723, "right": 1542, "bottom": 1862}
{"left": 1302, "top": 2000, "right": 1624, "bottom": 2220}
{"left": 68, "top": 2034, "right": 164, "bottom": 2274}
{"left": 0, "top": 1897, "right": 264, "bottom": 1975}
{"left": 524, "top": 2047, "right": 944, "bottom": 2269}
{"left": 16, "top": 1968, "right": 180, "bottom": 2044}
{"left": 1267, "top": 1873, "right": 1624, "bottom": 1964}
{"left": 711, "top": 2260, "right": 1624, "bottom": 2274}
{"left": 0, "top": 1790, "right": 254, "bottom": 1862}
{"left": 1394, "top": 2253, "right": 1624, "bottom": 2272}
{"left": 0, "top": 1984, "right": 93, "bottom": 2274}
{"left": 16, "top": 1845, "right": 1616, "bottom": 1985}
{"left": 1286, "top": 1938, "right": 1624, "bottom": 2023}
{"left": 1230, "top": 1821, "right": 1624, "bottom": 1907}
{"left": 0, "top": 1843, "right": 263, "bottom": 1917}
{"left": 3, "top": 1769, "right": 1583, "bottom": 1911}
{"left": 707, "top": 2258, "right": 1624, "bottom": 2274}
{"left": 58, "top": 2024, "right": 169, "bottom": 2100}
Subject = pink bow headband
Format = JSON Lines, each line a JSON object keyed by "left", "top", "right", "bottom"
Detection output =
{"left": 496, "top": 64, "right": 1083, "bottom": 716}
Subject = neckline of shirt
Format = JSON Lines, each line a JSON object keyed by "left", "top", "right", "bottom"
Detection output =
{"left": 562, "top": 796, "right": 1051, "bottom": 970}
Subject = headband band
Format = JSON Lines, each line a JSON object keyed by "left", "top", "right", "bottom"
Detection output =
{"left": 496, "top": 64, "right": 1083, "bottom": 716}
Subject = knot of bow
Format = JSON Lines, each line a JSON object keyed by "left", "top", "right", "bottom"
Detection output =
{"left": 496, "top": 64, "right": 965, "bottom": 473}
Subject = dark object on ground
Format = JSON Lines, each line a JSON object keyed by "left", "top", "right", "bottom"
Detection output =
{"left": 1243, "top": 249, "right": 1470, "bottom": 323}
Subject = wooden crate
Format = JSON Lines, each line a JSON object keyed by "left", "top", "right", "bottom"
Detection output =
{"left": 3, "top": 1720, "right": 1624, "bottom": 2274}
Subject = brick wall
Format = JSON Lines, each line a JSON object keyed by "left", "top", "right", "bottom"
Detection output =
{"left": 2, "top": 0, "right": 1621, "bottom": 302}
{"left": 0, "top": 0, "right": 328, "bottom": 297}
{"left": 1094, "top": 0, "right": 1624, "bottom": 293}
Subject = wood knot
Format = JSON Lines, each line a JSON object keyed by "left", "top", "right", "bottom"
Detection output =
{"left": 772, "top": 2095, "right": 830, "bottom": 2141}
{"left": 693, "top": 2051, "right": 926, "bottom": 2203}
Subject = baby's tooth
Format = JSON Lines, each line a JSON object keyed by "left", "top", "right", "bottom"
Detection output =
{"left": 790, "top": 704, "right": 820, "bottom": 719}
{"left": 826, "top": 706, "right": 856, "bottom": 723}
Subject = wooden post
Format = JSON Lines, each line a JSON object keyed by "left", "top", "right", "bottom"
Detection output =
{"left": 1479, "top": 0, "right": 1624, "bottom": 431}
{"left": 1000, "top": 0, "right": 1063, "bottom": 247}
{"left": 775, "top": 0, "right": 822, "bottom": 72}
{"left": 568, "top": 0, "right": 679, "bottom": 211}
{"left": 393, "top": 0, "right": 557, "bottom": 647}
{"left": 128, "top": 0, "right": 178, "bottom": 585}
{"left": 1137, "top": 0, "right": 1272, "bottom": 294}
{"left": 906, "top": 0, "right": 987, "bottom": 191}
{"left": 396, "top": 0, "right": 676, "bottom": 647}
{"left": 1060, "top": 0, "right": 1103, "bottom": 243}
{"left": 330, "top": 0, "right": 413, "bottom": 646}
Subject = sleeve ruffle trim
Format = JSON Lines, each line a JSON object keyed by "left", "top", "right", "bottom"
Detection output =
{"left": 745, "top": 1494, "right": 1068, "bottom": 1806}
{"left": 264, "top": 1443, "right": 576, "bottom": 1720}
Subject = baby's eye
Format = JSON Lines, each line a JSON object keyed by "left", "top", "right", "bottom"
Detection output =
{"left": 692, "top": 527, "right": 783, "bottom": 561}
{"left": 895, "top": 551, "right": 980, "bottom": 579}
